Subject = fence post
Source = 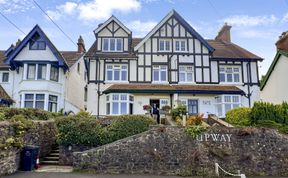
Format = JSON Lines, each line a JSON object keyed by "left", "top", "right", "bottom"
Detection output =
{"left": 215, "top": 163, "right": 219, "bottom": 176}
{"left": 182, "top": 114, "right": 186, "bottom": 126}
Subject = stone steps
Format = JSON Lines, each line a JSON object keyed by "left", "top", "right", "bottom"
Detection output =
{"left": 41, "top": 145, "right": 59, "bottom": 166}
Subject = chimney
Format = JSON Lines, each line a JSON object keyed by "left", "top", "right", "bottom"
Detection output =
{"left": 77, "top": 35, "right": 86, "bottom": 53}
{"left": 15, "top": 39, "right": 21, "bottom": 47}
{"left": 276, "top": 31, "right": 288, "bottom": 52}
{"left": 215, "top": 23, "right": 232, "bottom": 43}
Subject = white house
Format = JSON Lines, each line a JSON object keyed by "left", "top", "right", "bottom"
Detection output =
{"left": 85, "top": 10, "right": 263, "bottom": 118}
{"left": 261, "top": 31, "right": 288, "bottom": 103}
{"left": 0, "top": 25, "right": 87, "bottom": 113}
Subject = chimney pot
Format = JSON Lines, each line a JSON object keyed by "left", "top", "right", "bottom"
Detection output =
{"left": 215, "top": 23, "right": 232, "bottom": 43}
{"left": 77, "top": 35, "right": 86, "bottom": 53}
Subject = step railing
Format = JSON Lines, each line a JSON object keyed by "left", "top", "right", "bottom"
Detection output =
{"left": 215, "top": 163, "right": 246, "bottom": 178}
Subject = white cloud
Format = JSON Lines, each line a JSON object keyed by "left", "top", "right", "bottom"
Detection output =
{"left": 46, "top": 10, "right": 62, "bottom": 21}
{"left": 78, "top": 0, "right": 141, "bottom": 21}
{"left": 282, "top": 12, "right": 288, "bottom": 22}
{"left": 127, "top": 20, "right": 157, "bottom": 37}
{"left": 237, "top": 29, "right": 277, "bottom": 39}
{"left": 0, "top": 0, "right": 34, "bottom": 13}
{"left": 221, "top": 15, "right": 278, "bottom": 27}
{"left": 59, "top": 2, "right": 78, "bottom": 15}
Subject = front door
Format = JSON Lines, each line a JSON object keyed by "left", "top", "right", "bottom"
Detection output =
{"left": 150, "top": 99, "right": 160, "bottom": 109}
{"left": 188, "top": 99, "right": 198, "bottom": 115}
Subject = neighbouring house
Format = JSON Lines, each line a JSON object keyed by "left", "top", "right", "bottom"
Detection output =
{"left": 0, "top": 25, "right": 87, "bottom": 113}
{"left": 261, "top": 31, "right": 288, "bottom": 103}
{"left": 85, "top": 10, "right": 263, "bottom": 118}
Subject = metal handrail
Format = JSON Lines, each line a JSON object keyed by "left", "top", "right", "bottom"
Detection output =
{"left": 215, "top": 163, "right": 246, "bottom": 178}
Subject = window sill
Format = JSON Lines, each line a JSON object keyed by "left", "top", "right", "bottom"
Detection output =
{"left": 105, "top": 81, "right": 129, "bottom": 84}
{"left": 152, "top": 81, "right": 169, "bottom": 84}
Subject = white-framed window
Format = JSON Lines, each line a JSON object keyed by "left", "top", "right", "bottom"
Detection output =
{"left": 159, "top": 39, "right": 171, "bottom": 51}
{"left": 153, "top": 65, "right": 167, "bottom": 82}
{"left": 175, "top": 40, "right": 186, "bottom": 52}
{"left": 103, "top": 38, "right": 123, "bottom": 52}
{"left": 48, "top": 95, "right": 58, "bottom": 112}
{"left": 24, "top": 93, "right": 45, "bottom": 110}
{"left": 179, "top": 66, "right": 193, "bottom": 82}
{"left": 219, "top": 66, "right": 240, "bottom": 83}
{"left": 106, "top": 64, "right": 128, "bottom": 82}
{"left": 2, "top": 72, "right": 9, "bottom": 83}
{"left": 215, "top": 95, "right": 241, "bottom": 117}
{"left": 50, "top": 65, "right": 59, "bottom": 82}
{"left": 106, "top": 93, "right": 134, "bottom": 115}
{"left": 26, "top": 64, "right": 47, "bottom": 80}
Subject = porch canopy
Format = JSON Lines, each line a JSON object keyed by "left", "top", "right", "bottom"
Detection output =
{"left": 103, "top": 84, "right": 245, "bottom": 95}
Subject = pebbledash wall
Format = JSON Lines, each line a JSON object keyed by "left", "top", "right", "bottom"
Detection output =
{"left": 0, "top": 120, "right": 57, "bottom": 176}
{"left": 74, "top": 126, "right": 288, "bottom": 176}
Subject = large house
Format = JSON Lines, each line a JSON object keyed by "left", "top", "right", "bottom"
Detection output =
{"left": 261, "top": 32, "right": 288, "bottom": 103}
{"left": 85, "top": 10, "right": 263, "bottom": 117}
{"left": 0, "top": 25, "right": 87, "bottom": 113}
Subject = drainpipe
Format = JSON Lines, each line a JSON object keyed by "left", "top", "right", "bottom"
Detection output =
{"left": 96, "top": 57, "right": 101, "bottom": 118}
{"left": 246, "top": 62, "right": 251, "bottom": 107}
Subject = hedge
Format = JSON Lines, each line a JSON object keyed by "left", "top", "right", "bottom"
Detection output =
{"left": 56, "top": 114, "right": 156, "bottom": 146}
{"left": 225, "top": 107, "right": 251, "bottom": 126}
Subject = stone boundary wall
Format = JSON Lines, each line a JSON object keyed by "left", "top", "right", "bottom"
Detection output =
{"left": 73, "top": 126, "right": 288, "bottom": 176}
{"left": 59, "top": 145, "right": 95, "bottom": 165}
{"left": 0, "top": 120, "right": 57, "bottom": 176}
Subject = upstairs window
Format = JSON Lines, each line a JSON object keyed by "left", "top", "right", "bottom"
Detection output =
{"left": 106, "top": 64, "right": 128, "bottom": 82}
{"left": 50, "top": 65, "right": 59, "bottom": 82}
{"left": 2, "top": 73, "right": 9, "bottom": 82}
{"left": 179, "top": 66, "right": 193, "bottom": 82}
{"left": 27, "top": 64, "right": 36, "bottom": 79}
{"left": 153, "top": 65, "right": 167, "bottom": 82}
{"left": 26, "top": 64, "right": 47, "bottom": 80}
{"left": 159, "top": 39, "right": 171, "bottom": 51}
{"left": 103, "top": 38, "right": 122, "bottom": 52}
{"left": 175, "top": 40, "right": 186, "bottom": 52}
{"left": 37, "top": 64, "right": 46, "bottom": 80}
{"left": 219, "top": 66, "right": 240, "bottom": 83}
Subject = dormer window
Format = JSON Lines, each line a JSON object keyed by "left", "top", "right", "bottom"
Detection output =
{"left": 103, "top": 38, "right": 122, "bottom": 52}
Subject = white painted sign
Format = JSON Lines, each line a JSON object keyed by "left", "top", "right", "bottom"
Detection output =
{"left": 196, "top": 133, "right": 232, "bottom": 142}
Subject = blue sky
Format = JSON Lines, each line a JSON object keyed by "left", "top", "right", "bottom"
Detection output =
{"left": 0, "top": 0, "right": 287, "bottom": 76}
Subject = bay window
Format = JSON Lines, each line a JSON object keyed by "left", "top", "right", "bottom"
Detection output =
{"left": 153, "top": 65, "right": 167, "bottom": 82}
{"left": 37, "top": 64, "right": 46, "bottom": 80}
{"left": 219, "top": 66, "right": 240, "bottom": 83}
{"left": 24, "top": 93, "right": 45, "bottom": 110}
{"left": 106, "top": 94, "right": 134, "bottom": 115}
{"left": 215, "top": 95, "right": 241, "bottom": 117}
{"left": 179, "top": 66, "right": 193, "bottom": 82}
{"left": 27, "top": 64, "right": 36, "bottom": 79}
{"left": 159, "top": 39, "right": 171, "bottom": 51}
{"left": 26, "top": 64, "right": 49, "bottom": 80}
{"left": 48, "top": 95, "right": 58, "bottom": 112}
{"left": 50, "top": 65, "right": 59, "bottom": 82}
{"left": 103, "top": 38, "right": 123, "bottom": 52}
{"left": 106, "top": 64, "right": 128, "bottom": 82}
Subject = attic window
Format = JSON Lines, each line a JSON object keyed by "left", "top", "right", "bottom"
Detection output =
{"left": 29, "top": 33, "right": 46, "bottom": 50}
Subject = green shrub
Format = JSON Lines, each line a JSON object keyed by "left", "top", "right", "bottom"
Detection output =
{"left": 185, "top": 125, "right": 207, "bottom": 139}
{"left": 225, "top": 107, "right": 251, "bottom": 126}
{"left": 0, "top": 108, "right": 55, "bottom": 120}
{"left": 278, "top": 125, "right": 288, "bottom": 134}
{"left": 171, "top": 105, "right": 187, "bottom": 120}
{"left": 255, "top": 120, "right": 282, "bottom": 129}
{"left": 106, "top": 115, "right": 156, "bottom": 142}
{"left": 55, "top": 116, "right": 102, "bottom": 146}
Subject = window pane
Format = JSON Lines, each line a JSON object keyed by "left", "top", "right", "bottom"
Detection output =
{"left": 121, "top": 70, "right": 127, "bottom": 81}
{"left": 114, "top": 70, "right": 120, "bottom": 80}
{"left": 110, "top": 39, "right": 115, "bottom": 51}
{"left": 27, "top": 65, "right": 36, "bottom": 79}
{"left": 181, "top": 41, "right": 186, "bottom": 51}
{"left": 112, "top": 94, "right": 119, "bottom": 101}
{"left": 179, "top": 66, "right": 185, "bottom": 71}
{"left": 232, "top": 96, "right": 239, "bottom": 103}
{"left": 175, "top": 41, "right": 180, "bottom": 51}
{"left": 120, "top": 95, "right": 127, "bottom": 101}
{"left": 25, "top": 94, "right": 34, "bottom": 100}
{"left": 49, "top": 95, "right": 57, "bottom": 102}
{"left": 107, "top": 71, "right": 113, "bottom": 80}
{"left": 50, "top": 66, "right": 59, "bottom": 81}
{"left": 103, "top": 39, "right": 109, "bottom": 51}
{"left": 106, "top": 95, "right": 110, "bottom": 101}
{"left": 165, "top": 41, "right": 170, "bottom": 51}
{"left": 226, "top": 68, "right": 232, "bottom": 73}
{"left": 129, "top": 95, "right": 134, "bottom": 101}
{"left": 234, "top": 68, "right": 239, "bottom": 72}
{"left": 120, "top": 103, "right": 127, "bottom": 114}
{"left": 116, "top": 39, "right": 122, "bottom": 51}
{"left": 107, "top": 65, "right": 113, "bottom": 69}
{"left": 159, "top": 41, "right": 164, "bottom": 51}
{"left": 220, "top": 73, "right": 225, "bottom": 82}
{"left": 112, "top": 102, "right": 119, "bottom": 114}
{"left": 106, "top": 103, "right": 110, "bottom": 114}
{"left": 224, "top": 96, "right": 231, "bottom": 102}
{"left": 153, "top": 70, "right": 159, "bottom": 81}
{"left": 38, "top": 42, "right": 46, "bottom": 50}
{"left": 35, "top": 101, "right": 44, "bottom": 109}
{"left": 2, "top": 73, "right": 9, "bottom": 82}
{"left": 38, "top": 65, "right": 46, "bottom": 79}
{"left": 24, "top": 101, "right": 33, "bottom": 108}
{"left": 225, "top": 104, "right": 232, "bottom": 113}
{"left": 36, "top": 94, "right": 44, "bottom": 100}
{"left": 179, "top": 73, "right": 185, "bottom": 82}
{"left": 216, "top": 104, "right": 222, "bottom": 116}
{"left": 234, "top": 73, "right": 240, "bottom": 82}
{"left": 219, "top": 67, "right": 225, "bottom": 72}
{"left": 227, "top": 74, "right": 233, "bottom": 82}
{"left": 187, "top": 73, "right": 193, "bottom": 82}
{"left": 161, "top": 70, "right": 166, "bottom": 81}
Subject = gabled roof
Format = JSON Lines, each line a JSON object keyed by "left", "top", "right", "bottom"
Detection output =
{"left": 207, "top": 39, "right": 263, "bottom": 61}
{"left": 60, "top": 51, "right": 84, "bottom": 67}
{"left": 134, "top": 10, "right": 214, "bottom": 53}
{"left": 260, "top": 50, "right": 288, "bottom": 90}
{"left": 5, "top": 25, "right": 68, "bottom": 69}
{"left": 94, "top": 15, "right": 131, "bottom": 35}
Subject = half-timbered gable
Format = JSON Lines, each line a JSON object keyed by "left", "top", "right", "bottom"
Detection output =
{"left": 134, "top": 10, "right": 214, "bottom": 84}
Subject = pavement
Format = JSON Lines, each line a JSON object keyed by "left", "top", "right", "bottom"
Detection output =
{"left": 2, "top": 172, "right": 288, "bottom": 178}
